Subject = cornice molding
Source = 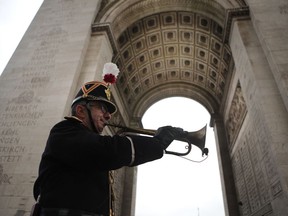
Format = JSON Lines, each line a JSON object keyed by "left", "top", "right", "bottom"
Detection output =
{"left": 91, "top": 23, "right": 118, "bottom": 55}
{"left": 224, "top": 6, "right": 250, "bottom": 43}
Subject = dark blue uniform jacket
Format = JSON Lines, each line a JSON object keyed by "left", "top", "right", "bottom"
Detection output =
{"left": 33, "top": 117, "right": 164, "bottom": 215}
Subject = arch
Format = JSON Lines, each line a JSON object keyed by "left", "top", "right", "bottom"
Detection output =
{"left": 133, "top": 82, "right": 218, "bottom": 118}
{"left": 109, "top": 10, "right": 234, "bottom": 119}
{"left": 96, "top": 0, "right": 227, "bottom": 39}
{"left": 91, "top": 1, "right": 245, "bottom": 125}
{"left": 92, "top": 1, "right": 246, "bottom": 215}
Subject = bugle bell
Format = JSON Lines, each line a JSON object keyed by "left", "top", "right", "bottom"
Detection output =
{"left": 106, "top": 123, "right": 208, "bottom": 157}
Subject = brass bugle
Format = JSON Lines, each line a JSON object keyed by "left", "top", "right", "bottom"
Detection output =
{"left": 106, "top": 123, "right": 208, "bottom": 156}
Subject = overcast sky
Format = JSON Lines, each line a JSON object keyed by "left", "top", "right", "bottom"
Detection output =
{"left": 0, "top": 0, "right": 43, "bottom": 75}
{"left": 0, "top": 1, "right": 225, "bottom": 215}
{"left": 136, "top": 97, "right": 225, "bottom": 216}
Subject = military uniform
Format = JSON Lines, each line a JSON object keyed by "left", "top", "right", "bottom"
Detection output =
{"left": 33, "top": 67, "right": 183, "bottom": 216}
{"left": 33, "top": 116, "right": 164, "bottom": 216}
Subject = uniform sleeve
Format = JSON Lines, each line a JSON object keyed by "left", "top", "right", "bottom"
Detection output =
{"left": 126, "top": 135, "right": 164, "bottom": 166}
{"left": 44, "top": 120, "right": 163, "bottom": 171}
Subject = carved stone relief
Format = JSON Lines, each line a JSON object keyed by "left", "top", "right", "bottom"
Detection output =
{"left": 226, "top": 82, "right": 247, "bottom": 151}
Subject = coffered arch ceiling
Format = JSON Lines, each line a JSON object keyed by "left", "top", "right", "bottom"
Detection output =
{"left": 93, "top": 0, "right": 249, "bottom": 120}
{"left": 113, "top": 11, "right": 232, "bottom": 116}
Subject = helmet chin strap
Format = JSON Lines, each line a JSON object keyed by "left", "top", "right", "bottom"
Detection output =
{"left": 85, "top": 102, "right": 99, "bottom": 133}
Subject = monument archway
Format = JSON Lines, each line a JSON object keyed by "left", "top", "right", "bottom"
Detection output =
{"left": 93, "top": 1, "right": 241, "bottom": 215}
{"left": 93, "top": 1, "right": 288, "bottom": 216}
{"left": 0, "top": 0, "right": 287, "bottom": 216}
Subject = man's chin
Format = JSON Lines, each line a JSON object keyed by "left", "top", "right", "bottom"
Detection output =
{"left": 96, "top": 125, "right": 104, "bottom": 133}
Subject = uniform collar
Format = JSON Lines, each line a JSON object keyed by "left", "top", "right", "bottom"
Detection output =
{"left": 64, "top": 116, "right": 84, "bottom": 124}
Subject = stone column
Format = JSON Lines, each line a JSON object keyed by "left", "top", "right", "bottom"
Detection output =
{"left": 0, "top": 1, "right": 101, "bottom": 215}
{"left": 212, "top": 115, "right": 240, "bottom": 216}
{"left": 230, "top": 19, "right": 288, "bottom": 215}
{"left": 120, "top": 167, "right": 137, "bottom": 216}
{"left": 246, "top": 0, "right": 288, "bottom": 112}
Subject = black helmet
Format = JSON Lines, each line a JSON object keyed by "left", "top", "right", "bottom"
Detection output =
{"left": 72, "top": 81, "right": 117, "bottom": 114}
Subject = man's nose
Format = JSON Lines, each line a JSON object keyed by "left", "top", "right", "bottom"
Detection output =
{"left": 104, "top": 112, "right": 112, "bottom": 120}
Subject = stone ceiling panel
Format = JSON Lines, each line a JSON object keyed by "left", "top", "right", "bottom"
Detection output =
{"left": 113, "top": 11, "right": 233, "bottom": 115}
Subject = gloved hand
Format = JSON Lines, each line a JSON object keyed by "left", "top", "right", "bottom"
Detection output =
{"left": 154, "top": 126, "right": 184, "bottom": 149}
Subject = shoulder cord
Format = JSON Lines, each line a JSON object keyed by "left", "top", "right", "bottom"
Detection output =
{"left": 109, "top": 171, "right": 115, "bottom": 216}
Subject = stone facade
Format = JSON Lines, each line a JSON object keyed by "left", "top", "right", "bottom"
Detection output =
{"left": 0, "top": 0, "right": 287, "bottom": 216}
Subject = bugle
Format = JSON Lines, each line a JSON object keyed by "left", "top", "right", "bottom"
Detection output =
{"left": 106, "top": 123, "right": 208, "bottom": 157}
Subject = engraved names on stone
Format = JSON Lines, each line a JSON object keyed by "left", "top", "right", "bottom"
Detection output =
{"left": 231, "top": 108, "right": 280, "bottom": 215}
{"left": 0, "top": 10, "right": 68, "bottom": 216}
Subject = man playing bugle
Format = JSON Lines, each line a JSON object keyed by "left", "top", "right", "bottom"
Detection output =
{"left": 32, "top": 63, "right": 184, "bottom": 216}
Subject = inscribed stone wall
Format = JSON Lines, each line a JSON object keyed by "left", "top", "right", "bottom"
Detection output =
{"left": 231, "top": 109, "right": 275, "bottom": 215}
{"left": 1, "top": 1, "right": 288, "bottom": 216}
{"left": 224, "top": 82, "right": 277, "bottom": 216}
{"left": 228, "top": 18, "right": 288, "bottom": 215}
{"left": 0, "top": 9, "right": 70, "bottom": 215}
{"left": 0, "top": 1, "right": 101, "bottom": 215}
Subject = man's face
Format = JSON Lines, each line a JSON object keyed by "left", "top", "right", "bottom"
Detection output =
{"left": 83, "top": 101, "right": 112, "bottom": 133}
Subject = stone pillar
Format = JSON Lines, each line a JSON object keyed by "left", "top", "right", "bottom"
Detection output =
{"left": 212, "top": 115, "right": 240, "bottom": 216}
{"left": 229, "top": 19, "right": 288, "bottom": 215}
{"left": 120, "top": 167, "right": 137, "bottom": 216}
{"left": 246, "top": 0, "right": 288, "bottom": 112}
{"left": 0, "top": 1, "right": 101, "bottom": 215}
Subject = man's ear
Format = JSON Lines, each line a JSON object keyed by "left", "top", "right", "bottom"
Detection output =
{"left": 75, "top": 104, "right": 86, "bottom": 119}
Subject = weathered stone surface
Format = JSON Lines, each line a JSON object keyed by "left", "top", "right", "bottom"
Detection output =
{"left": 1, "top": 1, "right": 287, "bottom": 216}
